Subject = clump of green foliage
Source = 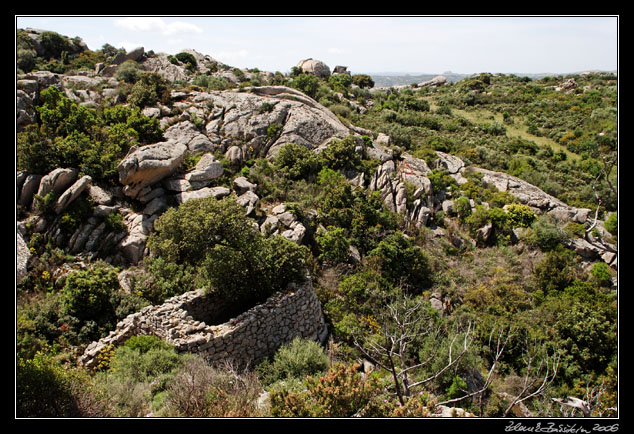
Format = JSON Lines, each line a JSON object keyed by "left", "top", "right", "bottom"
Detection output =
{"left": 17, "top": 86, "right": 163, "bottom": 182}
{"left": 257, "top": 337, "right": 330, "bottom": 386}
{"left": 148, "top": 196, "right": 309, "bottom": 306}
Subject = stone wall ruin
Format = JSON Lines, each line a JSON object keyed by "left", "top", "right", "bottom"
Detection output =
{"left": 80, "top": 276, "right": 328, "bottom": 370}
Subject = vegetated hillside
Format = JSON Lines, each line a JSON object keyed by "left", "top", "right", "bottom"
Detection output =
{"left": 16, "top": 28, "right": 618, "bottom": 419}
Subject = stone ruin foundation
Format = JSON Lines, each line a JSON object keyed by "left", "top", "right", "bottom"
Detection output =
{"left": 80, "top": 276, "right": 328, "bottom": 370}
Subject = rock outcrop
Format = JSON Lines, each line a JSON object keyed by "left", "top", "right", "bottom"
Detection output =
{"left": 296, "top": 58, "right": 331, "bottom": 79}
{"left": 117, "top": 141, "right": 188, "bottom": 199}
{"left": 419, "top": 75, "right": 447, "bottom": 87}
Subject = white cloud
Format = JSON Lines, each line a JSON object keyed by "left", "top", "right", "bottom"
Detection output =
{"left": 114, "top": 17, "right": 202, "bottom": 36}
{"left": 327, "top": 47, "right": 344, "bottom": 54}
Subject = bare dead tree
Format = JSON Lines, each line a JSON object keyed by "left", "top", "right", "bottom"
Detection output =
{"left": 586, "top": 141, "right": 617, "bottom": 238}
{"left": 502, "top": 337, "right": 560, "bottom": 417}
{"left": 351, "top": 294, "right": 475, "bottom": 406}
{"left": 437, "top": 323, "right": 514, "bottom": 410}
{"left": 553, "top": 379, "right": 617, "bottom": 417}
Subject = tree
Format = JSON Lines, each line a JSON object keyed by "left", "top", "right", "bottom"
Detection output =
{"left": 328, "top": 73, "right": 352, "bottom": 93}
{"left": 367, "top": 232, "right": 432, "bottom": 292}
{"left": 128, "top": 73, "right": 170, "bottom": 108}
{"left": 115, "top": 60, "right": 142, "bottom": 84}
{"left": 39, "top": 31, "right": 71, "bottom": 59}
{"left": 148, "top": 196, "right": 309, "bottom": 306}
{"left": 290, "top": 73, "right": 321, "bottom": 99}
{"left": 352, "top": 74, "right": 375, "bottom": 89}
{"left": 316, "top": 226, "right": 350, "bottom": 264}
{"left": 274, "top": 142, "right": 322, "bottom": 180}
{"left": 501, "top": 337, "right": 560, "bottom": 417}
{"left": 351, "top": 295, "right": 475, "bottom": 405}
{"left": 175, "top": 51, "right": 198, "bottom": 72}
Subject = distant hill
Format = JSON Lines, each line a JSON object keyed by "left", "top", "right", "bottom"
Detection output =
{"left": 368, "top": 72, "right": 470, "bottom": 87}
{"left": 368, "top": 70, "right": 617, "bottom": 88}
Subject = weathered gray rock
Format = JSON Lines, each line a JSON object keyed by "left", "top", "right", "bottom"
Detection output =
{"left": 419, "top": 75, "right": 447, "bottom": 87}
{"left": 474, "top": 167, "right": 567, "bottom": 211}
{"left": 366, "top": 135, "right": 394, "bottom": 162}
{"left": 112, "top": 46, "right": 145, "bottom": 65}
{"left": 567, "top": 237, "right": 601, "bottom": 259}
{"left": 236, "top": 190, "right": 259, "bottom": 215}
{"left": 395, "top": 183, "right": 408, "bottom": 214}
{"left": 143, "top": 196, "right": 169, "bottom": 216}
{"left": 225, "top": 145, "right": 243, "bottom": 166}
{"left": 54, "top": 175, "right": 92, "bottom": 214}
{"left": 117, "top": 211, "right": 159, "bottom": 264}
{"left": 436, "top": 151, "right": 465, "bottom": 174}
{"left": 476, "top": 223, "right": 494, "bottom": 246}
{"left": 117, "top": 141, "right": 188, "bottom": 199}
{"left": 16, "top": 89, "right": 36, "bottom": 129}
{"left": 296, "top": 58, "right": 331, "bottom": 78}
{"left": 260, "top": 215, "right": 280, "bottom": 235}
{"left": 88, "top": 184, "right": 114, "bottom": 205}
{"left": 37, "top": 168, "right": 78, "bottom": 198}
{"left": 442, "top": 200, "right": 455, "bottom": 215}
{"left": 163, "top": 177, "right": 191, "bottom": 192}
{"left": 184, "top": 153, "right": 223, "bottom": 182}
{"left": 233, "top": 176, "right": 257, "bottom": 195}
{"left": 164, "top": 121, "right": 217, "bottom": 154}
{"left": 18, "top": 174, "right": 42, "bottom": 208}
{"left": 175, "top": 186, "right": 231, "bottom": 204}
{"left": 199, "top": 86, "right": 352, "bottom": 159}
{"left": 281, "top": 221, "right": 306, "bottom": 244}
{"left": 17, "top": 231, "right": 30, "bottom": 283}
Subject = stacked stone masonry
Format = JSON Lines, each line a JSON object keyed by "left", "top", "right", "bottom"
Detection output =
{"left": 80, "top": 277, "right": 328, "bottom": 370}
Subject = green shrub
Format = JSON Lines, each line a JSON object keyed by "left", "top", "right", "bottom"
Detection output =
{"left": 269, "top": 363, "right": 384, "bottom": 417}
{"left": 320, "top": 136, "right": 362, "bottom": 172}
{"left": 258, "top": 337, "right": 329, "bottom": 386}
{"left": 290, "top": 73, "right": 321, "bottom": 99}
{"left": 128, "top": 73, "right": 170, "bottom": 108}
{"left": 604, "top": 213, "right": 617, "bottom": 237}
{"left": 531, "top": 248, "right": 576, "bottom": 296}
{"left": 149, "top": 196, "right": 309, "bottom": 306}
{"left": 336, "top": 268, "right": 396, "bottom": 316}
{"left": 110, "top": 342, "right": 181, "bottom": 383}
{"left": 352, "top": 74, "right": 375, "bottom": 89}
{"left": 122, "top": 335, "right": 173, "bottom": 353}
{"left": 316, "top": 226, "right": 350, "bottom": 264}
{"left": 328, "top": 73, "right": 352, "bottom": 93}
{"left": 39, "top": 31, "right": 71, "bottom": 59}
{"left": 17, "top": 86, "right": 161, "bottom": 182}
{"left": 590, "top": 262, "right": 612, "bottom": 287}
{"left": 115, "top": 60, "right": 142, "bottom": 83}
{"left": 16, "top": 348, "right": 89, "bottom": 417}
{"left": 37, "top": 85, "right": 96, "bottom": 137}
{"left": 428, "top": 169, "right": 456, "bottom": 194}
{"left": 505, "top": 203, "right": 536, "bottom": 228}
{"left": 454, "top": 196, "right": 472, "bottom": 221}
{"left": 60, "top": 262, "right": 118, "bottom": 323}
{"left": 136, "top": 256, "right": 197, "bottom": 304}
{"left": 174, "top": 51, "right": 197, "bottom": 71}
{"left": 59, "top": 262, "right": 122, "bottom": 343}
{"left": 527, "top": 215, "right": 570, "bottom": 251}
{"left": 274, "top": 142, "right": 322, "bottom": 180}
{"left": 367, "top": 231, "right": 431, "bottom": 291}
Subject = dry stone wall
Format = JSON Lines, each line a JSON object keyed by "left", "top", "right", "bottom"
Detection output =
{"left": 80, "top": 276, "right": 328, "bottom": 369}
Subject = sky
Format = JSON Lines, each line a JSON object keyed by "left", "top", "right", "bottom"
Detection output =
{"left": 15, "top": 15, "right": 619, "bottom": 75}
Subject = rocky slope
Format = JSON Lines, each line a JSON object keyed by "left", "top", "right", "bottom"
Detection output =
{"left": 16, "top": 44, "right": 617, "bottom": 283}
